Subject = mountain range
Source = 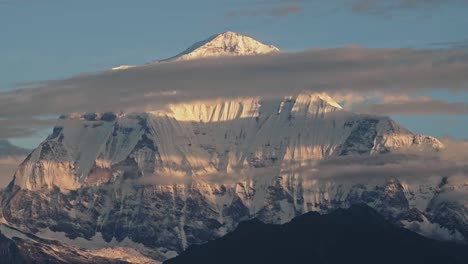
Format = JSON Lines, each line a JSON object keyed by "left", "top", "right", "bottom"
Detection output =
{"left": 0, "top": 32, "right": 466, "bottom": 263}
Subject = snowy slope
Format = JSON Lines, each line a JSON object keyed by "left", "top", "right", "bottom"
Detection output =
{"left": 160, "top": 31, "right": 279, "bottom": 62}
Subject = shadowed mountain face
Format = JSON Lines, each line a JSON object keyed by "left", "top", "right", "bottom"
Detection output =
{"left": 165, "top": 205, "right": 468, "bottom": 264}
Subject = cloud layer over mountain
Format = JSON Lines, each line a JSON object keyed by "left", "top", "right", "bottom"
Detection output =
{"left": 1, "top": 46, "right": 468, "bottom": 138}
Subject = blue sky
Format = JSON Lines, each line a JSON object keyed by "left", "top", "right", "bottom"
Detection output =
{"left": 1, "top": 0, "right": 468, "bottom": 147}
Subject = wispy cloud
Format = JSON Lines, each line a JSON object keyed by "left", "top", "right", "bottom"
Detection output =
{"left": 135, "top": 137, "right": 468, "bottom": 191}
{"left": 0, "top": 117, "right": 57, "bottom": 138}
{"left": 429, "top": 39, "right": 468, "bottom": 49}
{"left": 315, "top": 138, "right": 468, "bottom": 184}
{"left": 227, "top": 4, "right": 303, "bottom": 18}
{"left": 226, "top": 0, "right": 304, "bottom": 18}
{"left": 350, "top": 0, "right": 468, "bottom": 15}
{"left": 351, "top": 96, "right": 468, "bottom": 115}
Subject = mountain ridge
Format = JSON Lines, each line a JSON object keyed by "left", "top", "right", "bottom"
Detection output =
{"left": 165, "top": 204, "right": 468, "bottom": 264}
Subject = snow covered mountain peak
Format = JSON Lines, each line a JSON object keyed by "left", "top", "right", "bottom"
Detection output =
{"left": 111, "top": 31, "right": 279, "bottom": 69}
{"left": 161, "top": 31, "right": 280, "bottom": 62}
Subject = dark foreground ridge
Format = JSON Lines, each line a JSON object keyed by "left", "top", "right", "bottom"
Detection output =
{"left": 165, "top": 204, "right": 468, "bottom": 264}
